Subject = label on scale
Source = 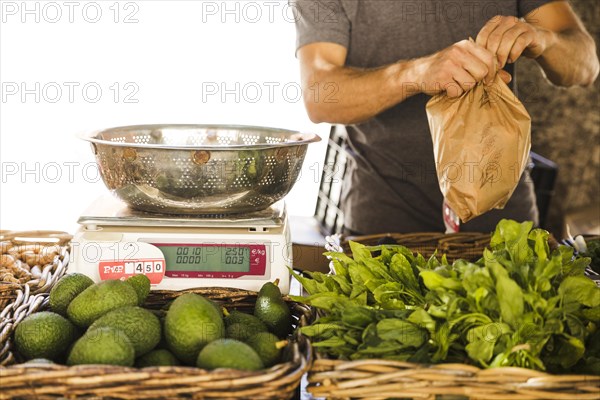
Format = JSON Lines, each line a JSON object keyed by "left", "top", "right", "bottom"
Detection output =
{"left": 92, "top": 241, "right": 167, "bottom": 284}
{"left": 98, "top": 258, "right": 165, "bottom": 284}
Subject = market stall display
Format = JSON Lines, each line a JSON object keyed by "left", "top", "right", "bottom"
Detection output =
{"left": 3, "top": 122, "right": 598, "bottom": 400}
{"left": 294, "top": 220, "right": 600, "bottom": 399}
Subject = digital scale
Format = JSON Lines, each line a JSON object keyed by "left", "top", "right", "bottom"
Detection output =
{"left": 69, "top": 195, "right": 291, "bottom": 294}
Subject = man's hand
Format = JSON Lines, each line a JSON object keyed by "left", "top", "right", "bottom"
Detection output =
{"left": 476, "top": 16, "right": 552, "bottom": 69}
{"left": 412, "top": 39, "right": 511, "bottom": 98}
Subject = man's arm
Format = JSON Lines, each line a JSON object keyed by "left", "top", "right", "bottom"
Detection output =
{"left": 298, "top": 42, "right": 411, "bottom": 125}
{"left": 476, "top": 1, "right": 599, "bottom": 87}
{"left": 299, "top": 41, "right": 504, "bottom": 125}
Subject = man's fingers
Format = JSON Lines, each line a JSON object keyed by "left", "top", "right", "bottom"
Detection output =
{"left": 486, "top": 19, "right": 519, "bottom": 57}
{"left": 477, "top": 15, "right": 516, "bottom": 50}
{"left": 498, "top": 70, "right": 512, "bottom": 84}
{"left": 507, "top": 32, "right": 534, "bottom": 65}
{"left": 496, "top": 27, "right": 532, "bottom": 68}
{"left": 464, "top": 42, "right": 498, "bottom": 84}
{"left": 462, "top": 55, "right": 490, "bottom": 83}
{"left": 446, "top": 81, "right": 465, "bottom": 98}
{"left": 478, "top": 16, "right": 520, "bottom": 61}
{"left": 476, "top": 15, "right": 503, "bottom": 48}
{"left": 448, "top": 69, "right": 477, "bottom": 97}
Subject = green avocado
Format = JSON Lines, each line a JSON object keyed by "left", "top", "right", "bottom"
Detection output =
{"left": 125, "top": 275, "right": 151, "bottom": 305}
{"left": 164, "top": 293, "right": 225, "bottom": 365}
{"left": 254, "top": 281, "right": 292, "bottom": 338}
{"left": 246, "top": 332, "right": 288, "bottom": 367}
{"left": 196, "top": 339, "right": 264, "bottom": 371}
{"left": 67, "top": 327, "right": 135, "bottom": 367}
{"left": 89, "top": 306, "right": 161, "bottom": 357}
{"left": 136, "top": 349, "right": 180, "bottom": 368}
{"left": 226, "top": 321, "right": 268, "bottom": 342}
{"left": 66, "top": 280, "right": 138, "bottom": 328}
{"left": 49, "top": 273, "right": 94, "bottom": 316}
{"left": 14, "top": 311, "right": 78, "bottom": 362}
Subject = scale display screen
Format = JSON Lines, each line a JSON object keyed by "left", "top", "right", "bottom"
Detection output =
{"left": 151, "top": 243, "right": 267, "bottom": 279}
{"left": 158, "top": 245, "right": 250, "bottom": 272}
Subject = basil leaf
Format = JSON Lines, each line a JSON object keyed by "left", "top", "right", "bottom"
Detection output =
{"left": 488, "top": 259, "right": 524, "bottom": 329}
{"left": 581, "top": 306, "right": 600, "bottom": 322}
{"left": 341, "top": 306, "right": 376, "bottom": 329}
{"left": 376, "top": 319, "right": 427, "bottom": 348}
{"left": 349, "top": 241, "right": 372, "bottom": 264}
{"left": 559, "top": 276, "right": 600, "bottom": 308}
{"left": 420, "top": 270, "right": 462, "bottom": 291}
{"left": 311, "top": 336, "right": 348, "bottom": 348}
{"left": 372, "top": 282, "right": 406, "bottom": 310}
{"left": 300, "top": 323, "right": 346, "bottom": 337}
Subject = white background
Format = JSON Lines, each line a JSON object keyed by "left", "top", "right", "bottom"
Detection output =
{"left": 0, "top": 0, "right": 330, "bottom": 233}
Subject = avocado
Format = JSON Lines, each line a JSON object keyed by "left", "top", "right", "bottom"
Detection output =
{"left": 89, "top": 306, "right": 161, "bottom": 357}
{"left": 196, "top": 339, "right": 264, "bottom": 371}
{"left": 136, "top": 349, "right": 180, "bottom": 368}
{"left": 49, "top": 273, "right": 94, "bottom": 316}
{"left": 14, "top": 312, "right": 78, "bottom": 362}
{"left": 224, "top": 310, "right": 265, "bottom": 328}
{"left": 254, "top": 281, "right": 292, "bottom": 338}
{"left": 223, "top": 310, "right": 268, "bottom": 342}
{"left": 226, "top": 321, "right": 267, "bottom": 342}
{"left": 164, "top": 293, "right": 225, "bottom": 365}
{"left": 67, "top": 280, "right": 138, "bottom": 328}
{"left": 246, "top": 332, "right": 288, "bottom": 367}
{"left": 67, "top": 327, "right": 135, "bottom": 366}
{"left": 126, "top": 275, "right": 151, "bottom": 305}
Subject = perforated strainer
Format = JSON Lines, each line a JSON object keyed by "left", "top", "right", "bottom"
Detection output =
{"left": 82, "top": 124, "right": 321, "bottom": 214}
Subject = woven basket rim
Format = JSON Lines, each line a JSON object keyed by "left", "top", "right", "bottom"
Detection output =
{"left": 310, "top": 356, "right": 599, "bottom": 378}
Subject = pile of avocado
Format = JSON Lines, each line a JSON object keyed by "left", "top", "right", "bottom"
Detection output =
{"left": 14, "top": 274, "right": 293, "bottom": 372}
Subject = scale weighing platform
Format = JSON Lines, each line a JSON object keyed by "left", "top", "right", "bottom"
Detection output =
{"left": 69, "top": 195, "right": 292, "bottom": 294}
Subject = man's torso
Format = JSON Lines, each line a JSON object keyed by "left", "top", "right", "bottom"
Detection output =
{"left": 337, "top": 0, "right": 538, "bottom": 233}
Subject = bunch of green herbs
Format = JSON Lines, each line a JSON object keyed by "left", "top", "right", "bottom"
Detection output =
{"left": 291, "top": 220, "right": 600, "bottom": 373}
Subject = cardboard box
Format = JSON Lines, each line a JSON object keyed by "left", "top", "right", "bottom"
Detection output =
{"left": 289, "top": 216, "right": 330, "bottom": 273}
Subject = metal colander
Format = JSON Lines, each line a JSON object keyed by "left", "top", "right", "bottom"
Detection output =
{"left": 82, "top": 124, "right": 321, "bottom": 215}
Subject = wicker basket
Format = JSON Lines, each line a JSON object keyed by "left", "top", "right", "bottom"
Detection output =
{"left": 305, "top": 232, "right": 600, "bottom": 400}
{"left": 341, "top": 232, "right": 491, "bottom": 262}
{"left": 0, "top": 231, "right": 71, "bottom": 308}
{"left": 0, "top": 231, "right": 71, "bottom": 366}
{"left": 0, "top": 287, "right": 313, "bottom": 400}
{"left": 307, "top": 357, "right": 600, "bottom": 400}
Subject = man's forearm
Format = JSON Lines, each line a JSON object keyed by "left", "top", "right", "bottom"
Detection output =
{"left": 537, "top": 28, "right": 599, "bottom": 87}
{"left": 302, "top": 61, "right": 419, "bottom": 125}
{"left": 300, "top": 39, "right": 501, "bottom": 125}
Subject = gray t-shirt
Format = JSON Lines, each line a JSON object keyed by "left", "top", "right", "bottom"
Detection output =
{"left": 293, "top": 0, "right": 552, "bottom": 234}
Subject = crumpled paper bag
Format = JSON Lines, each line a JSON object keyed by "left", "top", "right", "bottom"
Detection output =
{"left": 426, "top": 75, "right": 531, "bottom": 223}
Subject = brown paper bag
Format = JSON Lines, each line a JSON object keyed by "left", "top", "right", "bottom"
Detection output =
{"left": 426, "top": 75, "right": 531, "bottom": 223}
